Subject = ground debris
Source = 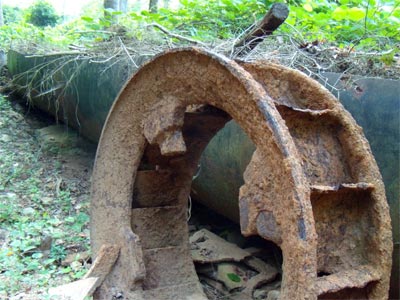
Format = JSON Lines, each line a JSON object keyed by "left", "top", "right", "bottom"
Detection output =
{"left": 61, "top": 251, "right": 91, "bottom": 267}
{"left": 191, "top": 229, "right": 251, "bottom": 263}
{"left": 190, "top": 229, "right": 280, "bottom": 299}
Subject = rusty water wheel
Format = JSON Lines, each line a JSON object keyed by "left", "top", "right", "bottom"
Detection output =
{"left": 90, "top": 48, "right": 392, "bottom": 300}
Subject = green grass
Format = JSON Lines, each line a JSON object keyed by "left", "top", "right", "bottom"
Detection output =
{"left": 0, "top": 94, "right": 91, "bottom": 298}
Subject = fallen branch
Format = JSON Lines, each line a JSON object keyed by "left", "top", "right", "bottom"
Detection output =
{"left": 234, "top": 3, "right": 289, "bottom": 56}
{"left": 118, "top": 37, "right": 139, "bottom": 68}
{"left": 148, "top": 23, "right": 208, "bottom": 47}
{"left": 25, "top": 51, "right": 84, "bottom": 58}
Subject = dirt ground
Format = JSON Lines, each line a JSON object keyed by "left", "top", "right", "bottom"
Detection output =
{"left": 0, "top": 94, "right": 95, "bottom": 299}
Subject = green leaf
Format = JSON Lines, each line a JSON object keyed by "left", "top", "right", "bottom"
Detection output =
{"left": 227, "top": 273, "right": 241, "bottom": 282}
{"left": 65, "top": 216, "right": 75, "bottom": 223}
{"left": 303, "top": 3, "right": 313, "bottom": 12}
{"left": 60, "top": 266, "right": 71, "bottom": 274}
{"left": 81, "top": 16, "right": 93, "bottom": 22}
{"left": 32, "top": 252, "right": 43, "bottom": 259}
{"left": 347, "top": 7, "right": 365, "bottom": 21}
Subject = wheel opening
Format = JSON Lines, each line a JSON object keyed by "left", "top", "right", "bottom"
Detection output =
{"left": 131, "top": 104, "right": 284, "bottom": 298}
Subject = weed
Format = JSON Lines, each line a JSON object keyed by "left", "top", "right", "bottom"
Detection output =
{"left": 0, "top": 94, "right": 91, "bottom": 297}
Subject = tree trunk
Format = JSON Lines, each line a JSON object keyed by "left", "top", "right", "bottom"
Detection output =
{"left": 104, "top": 0, "right": 127, "bottom": 12}
{"left": 119, "top": 0, "right": 128, "bottom": 13}
{"left": 104, "top": 0, "right": 119, "bottom": 11}
{"left": 149, "top": 0, "right": 158, "bottom": 13}
{"left": 163, "top": 0, "right": 170, "bottom": 9}
{"left": 0, "top": 0, "right": 4, "bottom": 27}
{"left": 104, "top": 0, "right": 127, "bottom": 22}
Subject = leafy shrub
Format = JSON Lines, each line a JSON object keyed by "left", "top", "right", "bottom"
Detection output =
{"left": 125, "top": 0, "right": 399, "bottom": 50}
{"left": 27, "top": 1, "right": 59, "bottom": 27}
{"left": 285, "top": 0, "right": 399, "bottom": 47}
{"left": 3, "top": 6, "right": 24, "bottom": 25}
{"left": 130, "top": 0, "right": 271, "bottom": 40}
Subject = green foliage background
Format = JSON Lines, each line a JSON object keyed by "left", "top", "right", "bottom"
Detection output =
{"left": 0, "top": 0, "right": 398, "bottom": 52}
{"left": 27, "top": 0, "right": 59, "bottom": 27}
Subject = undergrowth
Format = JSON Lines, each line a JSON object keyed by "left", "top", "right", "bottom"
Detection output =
{"left": 0, "top": 95, "right": 91, "bottom": 298}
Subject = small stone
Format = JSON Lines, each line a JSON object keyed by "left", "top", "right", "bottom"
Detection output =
{"left": 253, "top": 289, "right": 269, "bottom": 299}
{"left": 71, "top": 260, "right": 83, "bottom": 271}
{"left": 14, "top": 104, "right": 25, "bottom": 113}
{"left": 267, "top": 290, "right": 280, "bottom": 300}
{"left": 0, "top": 229, "right": 8, "bottom": 241}
{"left": 38, "top": 235, "right": 53, "bottom": 251}
{"left": 35, "top": 125, "right": 78, "bottom": 151}
{"left": 0, "top": 134, "right": 11, "bottom": 143}
{"left": 22, "top": 207, "right": 35, "bottom": 215}
{"left": 6, "top": 192, "right": 17, "bottom": 200}
{"left": 41, "top": 197, "right": 53, "bottom": 205}
{"left": 62, "top": 251, "right": 91, "bottom": 266}
{"left": 8, "top": 111, "right": 24, "bottom": 122}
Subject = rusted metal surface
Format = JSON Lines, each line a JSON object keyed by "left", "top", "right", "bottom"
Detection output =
{"left": 90, "top": 48, "right": 392, "bottom": 299}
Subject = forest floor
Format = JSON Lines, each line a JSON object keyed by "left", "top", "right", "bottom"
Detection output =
{"left": 0, "top": 93, "right": 95, "bottom": 299}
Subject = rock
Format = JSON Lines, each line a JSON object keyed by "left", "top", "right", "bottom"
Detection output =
{"left": 267, "top": 290, "right": 280, "bottom": 300}
{"left": 0, "top": 229, "right": 8, "bottom": 241}
{"left": 0, "top": 134, "right": 11, "bottom": 143}
{"left": 22, "top": 207, "right": 35, "bottom": 215}
{"left": 41, "top": 196, "right": 53, "bottom": 205}
{"left": 35, "top": 125, "right": 79, "bottom": 152}
{"left": 8, "top": 110, "right": 24, "bottom": 122}
{"left": 61, "top": 251, "right": 90, "bottom": 266}
{"left": 38, "top": 235, "right": 53, "bottom": 252}
{"left": 254, "top": 289, "right": 269, "bottom": 299}
{"left": 6, "top": 192, "right": 17, "bottom": 200}
{"left": 71, "top": 260, "right": 83, "bottom": 271}
{"left": 190, "top": 229, "right": 251, "bottom": 263}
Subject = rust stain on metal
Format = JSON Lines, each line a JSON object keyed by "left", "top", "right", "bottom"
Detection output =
{"left": 90, "top": 48, "right": 392, "bottom": 299}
